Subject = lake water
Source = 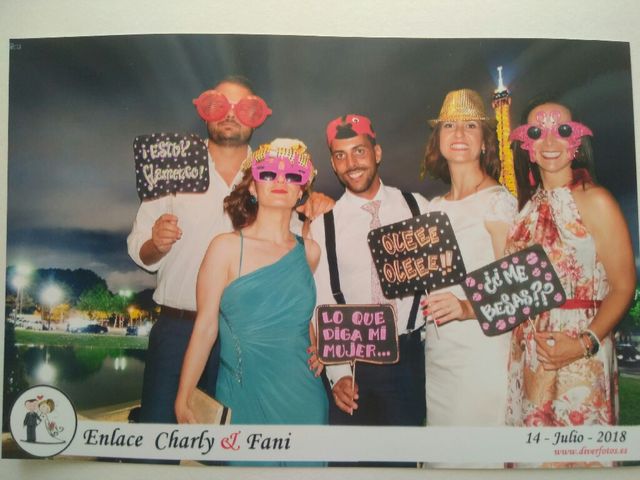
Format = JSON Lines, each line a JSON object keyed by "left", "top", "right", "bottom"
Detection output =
{"left": 17, "top": 345, "right": 145, "bottom": 412}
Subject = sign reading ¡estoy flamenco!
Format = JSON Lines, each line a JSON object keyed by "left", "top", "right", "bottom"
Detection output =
{"left": 133, "top": 133, "right": 209, "bottom": 201}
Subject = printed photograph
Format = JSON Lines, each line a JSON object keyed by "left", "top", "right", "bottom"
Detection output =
{"left": 2, "top": 34, "right": 638, "bottom": 468}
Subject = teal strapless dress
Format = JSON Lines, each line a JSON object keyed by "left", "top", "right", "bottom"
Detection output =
{"left": 216, "top": 236, "right": 328, "bottom": 431}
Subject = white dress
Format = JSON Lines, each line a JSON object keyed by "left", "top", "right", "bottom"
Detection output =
{"left": 425, "top": 185, "right": 517, "bottom": 427}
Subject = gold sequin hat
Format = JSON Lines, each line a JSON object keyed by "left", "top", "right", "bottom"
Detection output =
{"left": 240, "top": 138, "right": 317, "bottom": 185}
{"left": 429, "top": 89, "right": 493, "bottom": 127}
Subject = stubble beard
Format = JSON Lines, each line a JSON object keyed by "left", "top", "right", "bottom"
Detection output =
{"left": 340, "top": 165, "right": 379, "bottom": 195}
{"left": 208, "top": 122, "right": 253, "bottom": 147}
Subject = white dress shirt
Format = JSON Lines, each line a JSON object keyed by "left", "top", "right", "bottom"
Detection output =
{"left": 127, "top": 144, "right": 302, "bottom": 311}
{"left": 310, "top": 182, "right": 429, "bottom": 386}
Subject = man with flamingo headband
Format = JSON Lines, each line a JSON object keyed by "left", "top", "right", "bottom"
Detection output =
{"left": 326, "top": 113, "right": 376, "bottom": 145}
{"left": 311, "top": 114, "right": 428, "bottom": 467}
{"left": 510, "top": 109, "right": 593, "bottom": 162}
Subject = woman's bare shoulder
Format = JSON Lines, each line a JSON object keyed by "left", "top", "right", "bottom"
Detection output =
{"left": 573, "top": 184, "right": 619, "bottom": 214}
{"left": 212, "top": 231, "right": 240, "bottom": 245}
{"left": 303, "top": 237, "right": 321, "bottom": 271}
{"left": 205, "top": 231, "right": 241, "bottom": 257}
{"left": 573, "top": 184, "right": 626, "bottom": 236}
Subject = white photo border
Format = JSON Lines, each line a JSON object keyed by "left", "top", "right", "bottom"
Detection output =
{"left": 2, "top": 1, "right": 640, "bottom": 480}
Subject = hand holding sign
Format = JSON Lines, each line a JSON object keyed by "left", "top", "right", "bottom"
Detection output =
{"left": 316, "top": 304, "right": 398, "bottom": 414}
{"left": 462, "top": 244, "right": 566, "bottom": 336}
{"left": 133, "top": 133, "right": 209, "bottom": 201}
{"left": 316, "top": 304, "right": 399, "bottom": 365}
{"left": 367, "top": 211, "right": 466, "bottom": 298}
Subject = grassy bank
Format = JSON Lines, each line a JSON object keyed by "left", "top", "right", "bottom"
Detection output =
{"left": 619, "top": 374, "right": 640, "bottom": 425}
{"left": 619, "top": 375, "right": 640, "bottom": 466}
{"left": 14, "top": 329, "right": 148, "bottom": 349}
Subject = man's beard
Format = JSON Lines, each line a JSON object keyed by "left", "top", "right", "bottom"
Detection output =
{"left": 338, "top": 164, "right": 378, "bottom": 194}
{"left": 208, "top": 121, "right": 253, "bottom": 147}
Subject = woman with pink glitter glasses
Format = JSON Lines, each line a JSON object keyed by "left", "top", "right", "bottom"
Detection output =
{"left": 174, "top": 138, "right": 327, "bottom": 465}
{"left": 505, "top": 99, "right": 635, "bottom": 466}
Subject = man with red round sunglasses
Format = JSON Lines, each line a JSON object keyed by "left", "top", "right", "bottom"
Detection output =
{"left": 127, "top": 76, "right": 333, "bottom": 428}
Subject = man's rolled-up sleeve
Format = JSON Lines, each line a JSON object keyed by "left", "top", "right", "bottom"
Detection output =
{"left": 127, "top": 198, "right": 166, "bottom": 272}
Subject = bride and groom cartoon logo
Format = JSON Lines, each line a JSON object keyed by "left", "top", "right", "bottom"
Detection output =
{"left": 10, "top": 385, "right": 77, "bottom": 457}
{"left": 23, "top": 396, "right": 63, "bottom": 443}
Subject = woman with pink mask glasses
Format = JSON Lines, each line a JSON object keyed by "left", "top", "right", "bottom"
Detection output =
{"left": 505, "top": 99, "right": 635, "bottom": 465}
{"left": 174, "top": 139, "right": 327, "bottom": 464}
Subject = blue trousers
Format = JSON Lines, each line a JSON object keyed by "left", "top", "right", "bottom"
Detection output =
{"left": 139, "top": 313, "right": 221, "bottom": 424}
{"left": 328, "top": 328, "right": 426, "bottom": 426}
{"left": 326, "top": 329, "right": 425, "bottom": 468}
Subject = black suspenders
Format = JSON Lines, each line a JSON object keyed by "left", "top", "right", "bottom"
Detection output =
{"left": 323, "top": 191, "right": 423, "bottom": 331}
{"left": 323, "top": 210, "right": 347, "bottom": 305}
{"left": 400, "top": 192, "right": 422, "bottom": 331}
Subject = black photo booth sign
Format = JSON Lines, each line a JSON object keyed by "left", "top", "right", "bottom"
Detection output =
{"left": 462, "top": 244, "right": 566, "bottom": 336}
{"left": 133, "top": 133, "right": 209, "bottom": 201}
{"left": 315, "top": 304, "right": 399, "bottom": 365}
{"left": 366, "top": 211, "right": 466, "bottom": 298}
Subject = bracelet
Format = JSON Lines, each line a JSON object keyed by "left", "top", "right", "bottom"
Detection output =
{"left": 578, "top": 334, "right": 591, "bottom": 358}
{"left": 583, "top": 329, "right": 601, "bottom": 356}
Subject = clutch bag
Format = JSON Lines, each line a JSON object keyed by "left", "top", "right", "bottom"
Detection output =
{"left": 187, "top": 388, "right": 231, "bottom": 425}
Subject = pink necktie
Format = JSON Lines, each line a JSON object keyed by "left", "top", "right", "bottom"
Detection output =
{"left": 361, "top": 200, "right": 389, "bottom": 306}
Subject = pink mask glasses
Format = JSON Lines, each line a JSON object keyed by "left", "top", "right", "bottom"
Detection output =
{"left": 510, "top": 110, "right": 593, "bottom": 161}
{"left": 250, "top": 143, "right": 314, "bottom": 186}
{"left": 192, "top": 90, "right": 272, "bottom": 128}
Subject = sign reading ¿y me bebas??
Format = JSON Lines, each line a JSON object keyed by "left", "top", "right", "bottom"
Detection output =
{"left": 462, "top": 244, "right": 567, "bottom": 336}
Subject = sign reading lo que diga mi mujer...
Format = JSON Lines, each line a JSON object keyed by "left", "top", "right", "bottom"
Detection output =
{"left": 315, "top": 304, "right": 398, "bottom": 365}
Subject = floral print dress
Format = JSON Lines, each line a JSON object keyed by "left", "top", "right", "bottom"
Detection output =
{"left": 505, "top": 186, "right": 618, "bottom": 429}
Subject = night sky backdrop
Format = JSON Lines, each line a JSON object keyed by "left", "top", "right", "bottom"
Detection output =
{"left": 6, "top": 35, "right": 637, "bottom": 292}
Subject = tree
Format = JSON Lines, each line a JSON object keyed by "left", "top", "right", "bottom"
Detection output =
{"left": 127, "top": 306, "right": 143, "bottom": 324}
{"left": 5, "top": 267, "right": 107, "bottom": 305}
{"left": 50, "top": 303, "right": 71, "bottom": 325}
{"left": 134, "top": 288, "right": 159, "bottom": 321}
{"left": 37, "top": 268, "right": 107, "bottom": 303}
{"left": 110, "top": 292, "right": 131, "bottom": 328}
{"left": 617, "top": 287, "right": 640, "bottom": 341}
{"left": 76, "top": 284, "right": 114, "bottom": 320}
{"left": 628, "top": 288, "right": 640, "bottom": 320}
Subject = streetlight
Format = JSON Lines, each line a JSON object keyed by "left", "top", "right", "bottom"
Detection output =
{"left": 11, "top": 275, "right": 28, "bottom": 320}
{"left": 41, "top": 284, "right": 63, "bottom": 330}
{"left": 11, "top": 263, "right": 32, "bottom": 320}
{"left": 118, "top": 289, "right": 133, "bottom": 328}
